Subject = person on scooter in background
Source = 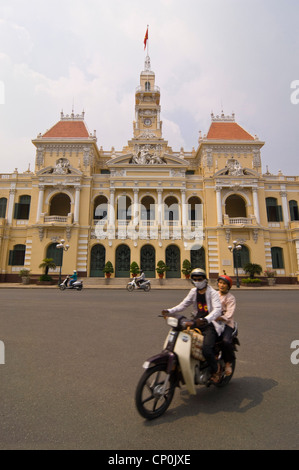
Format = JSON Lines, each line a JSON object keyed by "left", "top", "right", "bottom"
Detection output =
{"left": 69, "top": 270, "right": 77, "bottom": 287}
{"left": 162, "top": 268, "right": 224, "bottom": 383}
{"left": 136, "top": 270, "right": 145, "bottom": 288}
{"left": 216, "top": 275, "right": 236, "bottom": 377}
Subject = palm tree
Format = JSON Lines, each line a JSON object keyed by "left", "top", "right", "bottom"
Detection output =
{"left": 39, "top": 258, "right": 56, "bottom": 275}
{"left": 243, "top": 262, "right": 262, "bottom": 279}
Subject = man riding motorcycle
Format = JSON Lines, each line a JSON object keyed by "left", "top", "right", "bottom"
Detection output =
{"left": 162, "top": 268, "right": 224, "bottom": 383}
{"left": 135, "top": 270, "right": 146, "bottom": 288}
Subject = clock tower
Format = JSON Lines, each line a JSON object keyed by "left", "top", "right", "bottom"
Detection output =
{"left": 133, "top": 55, "right": 162, "bottom": 139}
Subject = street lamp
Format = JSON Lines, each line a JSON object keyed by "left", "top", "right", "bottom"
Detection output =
{"left": 228, "top": 240, "right": 242, "bottom": 288}
{"left": 56, "top": 239, "right": 70, "bottom": 284}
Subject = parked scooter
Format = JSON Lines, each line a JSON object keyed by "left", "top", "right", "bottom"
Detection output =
{"left": 135, "top": 313, "right": 239, "bottom": 420}
{"left": 126, "top": 277, "right": 151, "bottom": 292}
{"left": 59, "top": 275, "right": 83, "bottom": 291}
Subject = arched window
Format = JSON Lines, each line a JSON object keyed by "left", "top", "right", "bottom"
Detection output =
{"left": 94, "top": 196, "right": 108, "bottom": 220}
{"left": 188, "top": 196, "right": 202, "bottom": 223}
{"left": 140, "top": 196, "right": 155, "bottom": 221}
{"left": 289, "top": 200, "right": 299, "bottom": 221}
{"left": 0, "top": 197, "right": 7, "bottom": 218}
{"left": 266, "top": 197, "right": 283, "bottom": 222}
{"left": 49, "top": 193, "right": 71, "bottom": 216}
{"left": 145, "top": 81, "right": 151, "bottom": 91}
{"left": 164, "top": 196, "right": 179, "bottom": 222}
{"left": 8, "top": 244, "right": 26, "bottom": 266}
{"left": 117, "top": 196, "right": 132, "bottom": 221}
{"left": 271, "top": 247, "right": 284, "bottom": 269}
{"left": 225, "top": 194, "right": 246, "bottom": 218}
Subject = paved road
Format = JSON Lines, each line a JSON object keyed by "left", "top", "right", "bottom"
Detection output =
{"left": 0, "top": 289, "right": 298, "bottom": 450}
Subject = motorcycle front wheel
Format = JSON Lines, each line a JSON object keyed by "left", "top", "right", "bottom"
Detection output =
{"left": 59, "top": 285, "right": 66, "bottom": 291}
{"left": 126, "top": 284, "right": 134, "bottom": 292}
{"left": 135, "top": 364, "right": 176, "bottom": 420}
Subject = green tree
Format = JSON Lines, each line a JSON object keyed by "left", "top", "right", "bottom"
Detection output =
{"left": 243, "top": 262, "right": 262, "bottom": 279}
{"left": 39, "top": 258, "right": 56, "bottom": 275}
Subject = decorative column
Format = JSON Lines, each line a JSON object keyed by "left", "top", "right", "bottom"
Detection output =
{"left": 133, "top": 188, "right": 139, "bottom": 227}
{"left": 36, "top": 185, "right": 45, "bottom": 223}
{"left": 157, "top": 189, "right": 163, "bottom": 226}
{"left": 7, "top": 187, "right": 16, "bottom": 224}
{"left": 181, "top": 189, "right": 187, "bottom": 227}
{"left": 252, "top": 187, "right": 260, "bottom": 224}
{"left": 280, "top": 191, "right": 289, "bottom": 228}
{"left": 74, "top": 186, "right": 81, "bottom": 223}
{"left": 108, "top": 188, "right": 115, "bottom": 227}
{"left": 216, "top": 186, "right": 223, "bottom": 225}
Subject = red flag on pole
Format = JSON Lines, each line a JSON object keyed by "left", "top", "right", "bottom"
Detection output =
{"left": 144, "top": 26, "right": 148, "bottom": 50}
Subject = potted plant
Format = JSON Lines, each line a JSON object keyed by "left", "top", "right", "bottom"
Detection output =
{"left": 156, "top": 260, "right": 169, "bottom": 279}
{"left": 103, "top": 261, "right": 114, "bottom": 278}
{"left": 264, "top": 268, "right": 277, "bottom": 286}
{"left": 19, "top": 268, "right": 31, "bottom": 285}
{"left": 130, "top": 261, "right": 140, "bottom": 277}
{"left": 182, "top": 259, "right": 192, "bottom": 279}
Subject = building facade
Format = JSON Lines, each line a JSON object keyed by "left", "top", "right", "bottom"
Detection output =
{"left": 0, "top": 56, "right": 299, "bottom": 283}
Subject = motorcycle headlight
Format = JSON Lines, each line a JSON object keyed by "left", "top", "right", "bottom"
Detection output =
{"left": 167, "top": 317, "right": 178, "bottom": 327}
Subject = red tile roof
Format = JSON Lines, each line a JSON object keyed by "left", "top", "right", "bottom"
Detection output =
{"left": 42, "top": 120, "right": 89, "bottom": 138}
{"left": 206, "top": 122, "right": 254, "bottom": 141}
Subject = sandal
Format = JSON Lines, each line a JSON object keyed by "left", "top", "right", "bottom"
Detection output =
{"left": 210, "top": 364, "right": 221, "bottom": 383}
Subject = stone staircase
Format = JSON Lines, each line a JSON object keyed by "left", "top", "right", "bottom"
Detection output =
{"left": 81, "top": 277, "right": 194, "bottom": 289}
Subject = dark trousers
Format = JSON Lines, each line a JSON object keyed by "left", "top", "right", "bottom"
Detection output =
{"left": 221, "top": 325, "right": 235, "bottom": 363}
{"left": 201, "top": 323, "right": 218, "bottom": 374}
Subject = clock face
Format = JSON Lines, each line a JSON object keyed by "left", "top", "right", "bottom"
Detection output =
{"left": 144, "top": 118, "right": 152, "bottom": 127}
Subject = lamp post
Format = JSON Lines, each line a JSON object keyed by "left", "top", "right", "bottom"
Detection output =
{"left": 56, "top": 239, "right": 70, "bottom": 284}
{"left": 228, "top": 240, "right": 242, "bottom": 288}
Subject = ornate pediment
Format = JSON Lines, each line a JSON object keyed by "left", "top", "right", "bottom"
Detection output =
{"left": 215, "top": 158, "right": 259, "bottom": 177}
{"left": 36, "top": 158, "right": 82, "bottom": 176}
{"left": 107, "top": 150, "right": 188, "bottom": 167}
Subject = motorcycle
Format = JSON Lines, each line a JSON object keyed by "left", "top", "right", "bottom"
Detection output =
{"left": 126, "top": 277, "right": 151, "bottom": 292}
{"left": 59, "top": 275, "right": 83, "bottom": 291}
{"left": 135, "top": 314, "right": 240, "bottom": 420}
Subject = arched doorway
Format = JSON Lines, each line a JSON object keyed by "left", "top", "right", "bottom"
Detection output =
{"left": 46, "top": 243, "right": 63, "bottom": 267}
{"left": 191, "top": 246, "right": 206, "bottom": 271}
{"left": 234, "top": 245, "right": 250, "bottom": 270}
{"left": 140, "top": 245, "right": 155, "bottom": 278}
{"left": 90, "top": 244, "right": 105, "bottom": 277}
{"left": 166, "top": 245, "right": 181, "bottom": 278}
{"left": 115, "top": 244, "right": 131, "bottom": 277}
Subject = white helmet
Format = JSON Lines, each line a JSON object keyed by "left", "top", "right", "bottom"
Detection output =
{"left": 190, "top": 268, "right": 207, "bottom": 280}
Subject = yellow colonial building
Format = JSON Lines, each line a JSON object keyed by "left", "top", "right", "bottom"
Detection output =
{"left": 0, "top": 55, "right": 299, "bottom": 283}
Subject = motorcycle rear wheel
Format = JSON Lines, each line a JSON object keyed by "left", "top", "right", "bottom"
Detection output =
{"left": 135, "top": 364, "right": 176, "bottom": 420}
{"left": 126, "top": 284, "right": 134, "bottom": 292}
{"left": 143, "top": 284, "right": 151, "bottom": 292}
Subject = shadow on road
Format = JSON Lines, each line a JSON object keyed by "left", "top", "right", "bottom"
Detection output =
{"left": 143, "top": 376, "right": 278, "bottom": 425}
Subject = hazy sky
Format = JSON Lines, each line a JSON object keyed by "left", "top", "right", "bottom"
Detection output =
{"left": 0, "top": 0, "right": 298, "bottom": 175}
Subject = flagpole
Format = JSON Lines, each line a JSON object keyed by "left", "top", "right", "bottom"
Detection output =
{"left": 147, "top": 24, "right": 149, "bottom": 57}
